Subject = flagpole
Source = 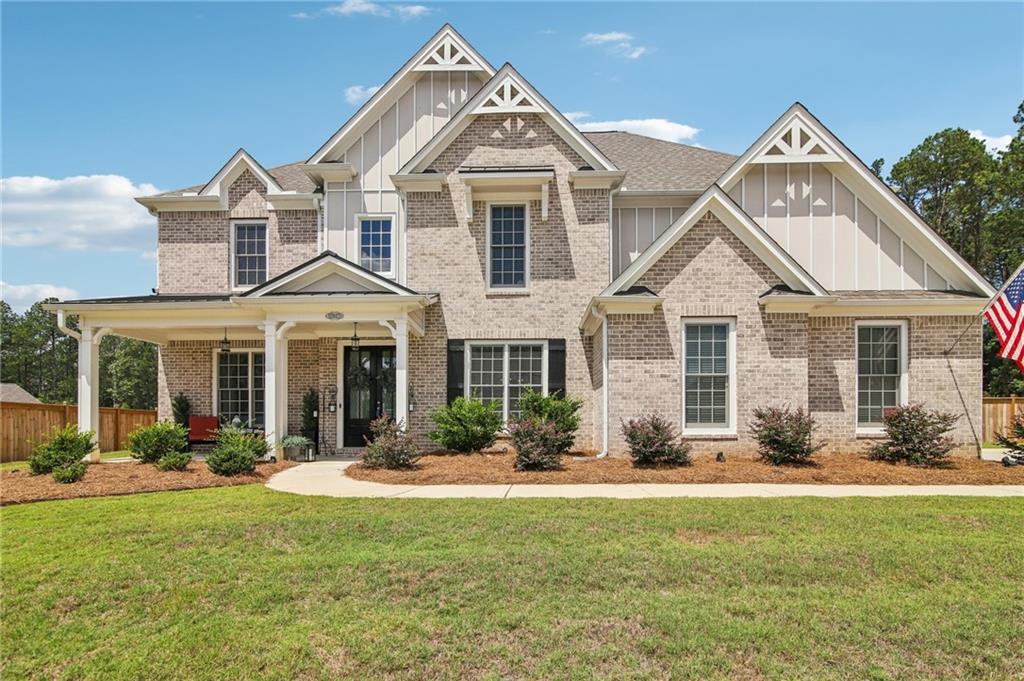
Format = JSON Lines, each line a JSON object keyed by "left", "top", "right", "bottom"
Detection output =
{"left": 944, "top": 259, "right": 1024, "bottom": 356}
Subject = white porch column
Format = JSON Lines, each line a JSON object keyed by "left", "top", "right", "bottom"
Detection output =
{"left": 77, "top": 327, "right": 101, "bottom": 462}
{"left": 263, "top": 322, "right": 279, "bottom": 451}
{"left": 394, "top": 319, "right": 409, "bottom": 429}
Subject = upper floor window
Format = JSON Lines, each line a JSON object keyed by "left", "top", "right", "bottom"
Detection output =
{"left": 232, "top": 222, "right": 267, "bottom": 289}
{"left": 358, "top": 216, "right": 393, "bottom": 276}
{"left": 488, "top": 204, "right": 528, "bottom": 289}
{"left": 682, "top": 319, "right": 736, "bottom": 435}
{"left": 856, "top": 321, "right": 907, "bottom": 431}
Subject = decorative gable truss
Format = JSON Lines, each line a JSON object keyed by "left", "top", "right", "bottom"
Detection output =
{"left": 753, "top": 116, "right": 841, "bottom": 164}
{"left": 413, "top": 32, "right": 489, "bottom": 72}
{"left": 472, "top": 75, "right": 544, "bottom": 114}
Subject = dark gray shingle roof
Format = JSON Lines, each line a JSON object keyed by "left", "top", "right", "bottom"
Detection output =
{"left": 584, "top": 131, "right": 737, "bottom": 192}
{"left": 0, "top": 383, "right": 41, "bottom": 404}
{"left": 156, "top": 161, "right": 316, "bottom": 197}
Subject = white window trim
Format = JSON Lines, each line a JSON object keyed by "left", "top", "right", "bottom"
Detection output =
{"left": 211, "top": 349, "right": 266, "bottom": 426}
{"left": 354, "top": 212, "right": 397, "bottom": 278}
{"left": 485, "top": 202, "right": 531, "bottom": 293}
{"left": 854, "top": 319, "right": 909, "bottom": 436}
{"left": 465, "top": 340, "right": 548, "bottom": 423}
{"left": 680, "top": 317, "right": 737, "bottom": 437}
{"left": 230, "top": 220, "right": 268, "bottom": 292}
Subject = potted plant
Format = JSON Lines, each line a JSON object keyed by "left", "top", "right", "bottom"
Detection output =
{"left": 280, "top": 435, "right": 315, "bottom": 462}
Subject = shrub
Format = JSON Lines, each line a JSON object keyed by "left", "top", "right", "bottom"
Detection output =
{"left": 869, "top": 404, "right": 959, "bottom": 466}
{"left": 171, "top": 392, "right": 191, "bottom": 427}
{"left": 281, "top": 435, "right": 313, "bottom": 449}
{"left": 519, "top": 388, "right": 583, "bottom": 455}
{"left": 126, "top": 421, "right": 188, "bottom": 464}
{"left": 749, "top": 406, "right": 823, "bottom": 465}
{"left": 362, "top": 416, "right": 420, "bottom": 469}
{"left": 509, "top": 417, "right": 564, "bottom": 471}
{"left": 52, "top": 462, "right": 87, "bottom": 484}
{"left": 428, "top": 397, "right": 503, "bottom": 452}
{"left": 206, "top": 427, "right": 268, "bottom": 476}
{"left": 300, "top": 388, "right": 319, "bottom": 443}
{"left": 995, "top": 411, "right": 1024, "bottom": 454}
{"left": 621, "top": 413, "right": 692, "bottom": 466}
{"left": 156, "top": 451, "right": 192, "bottom": 472}
{"left": 28, "top": 424, "right": 94, "bottom": 475}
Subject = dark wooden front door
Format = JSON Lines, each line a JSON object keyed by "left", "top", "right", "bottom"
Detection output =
{"left": 343, "top": 347, "right": 396, "bottom": 447}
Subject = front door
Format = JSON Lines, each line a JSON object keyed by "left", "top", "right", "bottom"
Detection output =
{"left": 343, "top": 347, "right": 396, "bottom": 447}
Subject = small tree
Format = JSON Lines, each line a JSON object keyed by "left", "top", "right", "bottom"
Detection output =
{"left": 995, "top": 411, "right": 1024, "bottom": 454}
{"left": 300, "top": 388, "right": 319, "bottom": 443}
{"left": 869, "top": 404, "right": 959, "bottom": 466}
{"left": 362, "top": 416, "right": 420, "bottom": 469}
{"left": 518, "top": 388, "right": 582, "bottom": 456}
{"left": 748, "top": 406, "right": 823, "bottom": 465}
{"left": 621, "top": 413, "right": 692, "bottom": 467}
{"left": 428, "top": 397, "right": 503, "bottom": 452}
{"left": 171, "top": 393, "right": 191, "bottom": 427}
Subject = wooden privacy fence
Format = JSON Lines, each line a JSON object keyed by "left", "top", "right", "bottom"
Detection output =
{"left": 0, "top": 402, "right": 157, "bottom": 462}
{"left": 982, "top": 397, "right": 1023, "bottom": 444}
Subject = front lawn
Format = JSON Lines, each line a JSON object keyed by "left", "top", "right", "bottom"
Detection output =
{"left": 3, "top": 488, "right": 1022, "bottom": 679}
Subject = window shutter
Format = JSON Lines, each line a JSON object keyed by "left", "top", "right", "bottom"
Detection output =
{"left": 447, "top": 340, "right": 465, "bottom": 405}
{"left": 547, "top": 339, "right": 566, "bottom": 397}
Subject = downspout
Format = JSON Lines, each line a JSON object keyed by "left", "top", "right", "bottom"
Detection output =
{"left": 314, "top": 195, "right": 324, "bottom": 253}
{"left": 596, "top": 309, "right": 610, "bottom": 458}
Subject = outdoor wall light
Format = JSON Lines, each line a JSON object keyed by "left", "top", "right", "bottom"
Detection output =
{"left": 350, "top": 322, "right": 360, "bottom": 351}
{"left": 219, "top": 328, "right": 231, "bottom": 354}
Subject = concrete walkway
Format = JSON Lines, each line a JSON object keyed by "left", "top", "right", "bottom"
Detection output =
{"left": 266, "top": 461, "right": 1024, "bottom": 499}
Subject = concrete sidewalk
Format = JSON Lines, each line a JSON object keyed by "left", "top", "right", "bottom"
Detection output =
{"left": 266, "top": 461, "right": 1024, "bottom": 499}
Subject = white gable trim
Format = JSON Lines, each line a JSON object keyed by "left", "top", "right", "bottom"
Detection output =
{"left": 307, "top": 24, "right": 495, "bottom": 164}
{"left": 602, "top": 186, "right": 829, "bottom": 297}
{"left": 718, "top": 103, "right": 995, "bottom": 296}
{"left": 399, "top": 63, "right": 618, "bottom": 174}
{"left": 201, "top": 148, "right": 284, "bottom": 200}
{"left": 242, "top": 252, "right": 413, "bottom": 298}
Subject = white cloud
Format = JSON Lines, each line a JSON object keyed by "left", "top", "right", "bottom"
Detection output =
{"left": 394, "top": 4, "right": 431, "bottom": 20}
{"left": 969, "top": 129, "right": 1012, "bottom": 155}
{"left": 296, "top": 1, "right": 432, "bottom": 20}
{"left": 581, "top": 31, "right": 650, "bottom": 60}
{"left": 0, "top": 281, "right": 79, "bottom": 311}
{"left": 290, "top": 11, "right": 312, "bottom": 19}
{"left": 567, "top": 113, "right": 700, "bottom": 143}
{"left": 325, "top": 0, "right": 390, "bottom": 17}
{"left": 344, "top": 84, "right": 382, "bottom": 105}
{"left": 0, "top": 175, "right": 160, "bottom": 253}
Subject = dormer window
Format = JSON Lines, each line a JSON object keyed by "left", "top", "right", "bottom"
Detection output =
{"left": 358, "top": 215, "right": 394, "bottom": 276}
{"left": 232, "top": 221, "right": 267, "bottom": 289}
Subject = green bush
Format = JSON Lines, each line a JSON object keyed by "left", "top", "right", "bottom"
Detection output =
{"left": 156, "top": 451, "right": 192, "bottom": 472}
{"left": 749, "top": 406, "right": 823, "bottom": 465}
{"left": 206, "top": 427, "right": 268, "bottom": 476}
{"left": 869, "top": 404, "right": 959, "bottom": 466}
{"left": 994, "top": 411, "right": 1024, "bottom": 454}
{"left": 126, "top": 421, "right": 189, "bottom": 464}
{"left": 52, "top": 462, "right": 87, "bottom": 484}
{"left": 28, "top": 424, "right": 94, "bottom": 475}
{"left": 518, "top": 389, "right": 583, "bottom": 455}
{"left": 621, "top": 413, "right": 692, "bottom": 466}
{"left": 362, "top": 417, "right": 421, "bottom": 469}
{"left": 171, "top": 392, "right": 191, "bottom": 427}
{"left": 509, "top": 417, "right": 564, "bottom": 471}
{"left": 428, "top": 397, "right": 503, "bottom": 452}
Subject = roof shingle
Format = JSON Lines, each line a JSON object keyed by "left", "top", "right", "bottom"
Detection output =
{"left": 584, "top": 131, "right": 736, "bottom": 192}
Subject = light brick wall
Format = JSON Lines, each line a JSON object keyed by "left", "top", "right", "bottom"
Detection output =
{"left": 405, "top": 113, "right": 610, "bottom": 451}
{"left": 157, "top": 339, "right": 262, "bottom": 421}
{"left": 157, "top": 169, "right": 316, "bottom": 293}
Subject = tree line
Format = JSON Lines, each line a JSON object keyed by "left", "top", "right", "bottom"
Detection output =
{"left": 1, "top": 103, "right": 1021, "bottom": 405}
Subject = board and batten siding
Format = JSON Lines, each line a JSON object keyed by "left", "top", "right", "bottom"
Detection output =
{"left": 611, "top": 201, "right": 695, "bottom": 277}
{"left": 323, "top": 71, "right": 484, "bottom": 282}
{"left": 726, "top": 163, "right": 948, "bottom": 291}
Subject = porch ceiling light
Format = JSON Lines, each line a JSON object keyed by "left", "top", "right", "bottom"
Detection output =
{"left": 220, "top": 328, "right": 231, "bottom": 354}
{"left": 350, "top": 322, "right": 360, "bottom": 351}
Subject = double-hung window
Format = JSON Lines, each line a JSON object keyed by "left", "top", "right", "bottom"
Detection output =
{"left": 217, "top": 351, "right": 265, "bottom": 427}
{"left": 682, "top": 319, "right": 736, "bottom": 434}
{"left": 856, "top": 321, "right": 907, "bottom": 431}
{"left": 232, "top": 222, "right": 267, "bottom": 288}
{"left": 467, "top": 341, "right": 545, "bottom": 421}
{"left": 488, "top": 205, "right": 528, "bottom": 289}
{"left": 358, "top": 215, "right": 393, "bottom": 276}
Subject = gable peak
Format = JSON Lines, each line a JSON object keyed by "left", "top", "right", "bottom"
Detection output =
{"left": 753, "top": 110, "right": 841, "bottom": 163}
{"left": 414, "top": 28, "right": 487, "bottom": 72}
{"left": 472, "top": 72, "right": 544, "bottom": 115}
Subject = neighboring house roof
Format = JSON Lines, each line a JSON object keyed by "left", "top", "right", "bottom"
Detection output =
{"left": 0, "top": 384, "right": 41, "bottom": 404}
{"left": 584, "top": 131, "right": 737, "bottom": 192}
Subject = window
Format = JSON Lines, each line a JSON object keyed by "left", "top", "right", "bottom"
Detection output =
{"left": 467, "top": 341, "right": 545, "bottom": 421}
{"left": 217, "top": 351, "right": 265, "bottom": 427}
{"left": 488, "top": 205, "right": 528, "bottom": 289}
{"left": 232, "top": 222, "right": 267, "bottom": 288}
{"left": 358, "top": 216, "right": 393, "bottom": 275}
{"left": 682, "top": 319, "right": 736, "bottom": 434}
{"left": 856, "top": 321, "right": 907, "bottom": 430}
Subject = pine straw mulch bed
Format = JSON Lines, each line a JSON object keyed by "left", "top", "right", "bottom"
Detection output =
{"left": 0, "top": 460, "right": 295, "bottom": 506}
{"left": 347, "top": 452, "right": 1024, "bottom": 486}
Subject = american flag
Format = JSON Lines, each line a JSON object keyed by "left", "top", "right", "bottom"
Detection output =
{"left": 986, "top": 262, "right": 1024, "bottom": 371}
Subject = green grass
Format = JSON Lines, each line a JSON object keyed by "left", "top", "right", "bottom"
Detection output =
{"left": 3, "top": 488, "right": 1023, "bottom": 680}
{"left": 0, "top": 450, "right": 132, "bottom": 471}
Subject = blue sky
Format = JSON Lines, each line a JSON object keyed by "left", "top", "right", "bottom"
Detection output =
{"left": 2, "top": 1, "right": 1021, "bottom": 310}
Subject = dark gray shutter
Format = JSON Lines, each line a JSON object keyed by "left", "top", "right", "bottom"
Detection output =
{"left": 547, "top": 339, "right": 566, "bottom": 397}
{"left": 447, "top": 340, "right": 465, "bottom": 404}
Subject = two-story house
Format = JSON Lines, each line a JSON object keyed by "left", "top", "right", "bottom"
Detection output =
{"left": 49, "top": 25, "right": 994, "bottom": 459}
